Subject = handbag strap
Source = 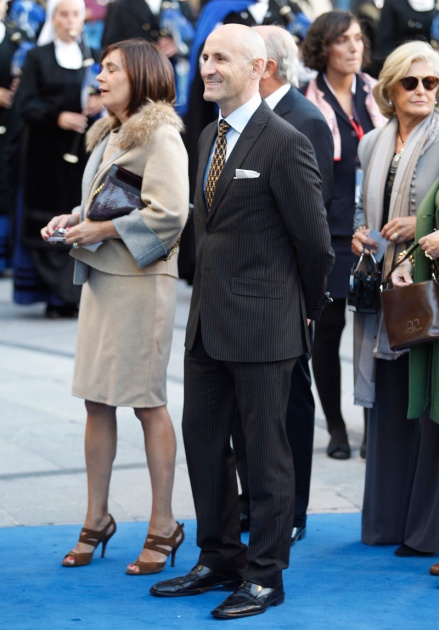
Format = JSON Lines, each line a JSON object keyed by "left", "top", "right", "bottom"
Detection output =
{"left": 354, "top": 251, "right": 379, "bottom": 273}
{"left": 382, "top": 241, "right": 420, "bottom": 286}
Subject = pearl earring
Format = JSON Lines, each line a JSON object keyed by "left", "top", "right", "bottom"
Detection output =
{"left": 388, "top": 99, "right": 393, "bottom": 105}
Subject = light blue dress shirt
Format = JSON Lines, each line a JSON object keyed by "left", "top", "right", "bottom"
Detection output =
{"left": 203, "top": 93, "right": 262, "bottom": 192}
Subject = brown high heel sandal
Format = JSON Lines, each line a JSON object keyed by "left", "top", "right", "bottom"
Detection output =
{"left": 62, "top": 514, "right": 117, "bottom": 567}
{"left": 126, "top": 521, "right": 184, "bottom": 575}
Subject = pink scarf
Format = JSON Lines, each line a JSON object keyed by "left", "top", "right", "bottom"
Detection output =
{"left": 304, "top": 73, "right": 386, "bottom": 161}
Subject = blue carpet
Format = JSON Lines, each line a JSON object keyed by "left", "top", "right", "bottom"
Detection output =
{"left": 1, "top": 513, "right": 437, "bottom": 629}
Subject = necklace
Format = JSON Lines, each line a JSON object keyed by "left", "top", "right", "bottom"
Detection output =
{"left": 394, "top": 129, "right": 406, "bottom": 163}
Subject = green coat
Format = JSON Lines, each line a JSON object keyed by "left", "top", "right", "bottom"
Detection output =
{"left": 409, "top": 176, "right": 439, "bottom": 423}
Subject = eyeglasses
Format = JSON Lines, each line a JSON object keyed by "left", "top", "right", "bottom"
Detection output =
{"left": 399, "top": 76, "right": 439, "bottom": 91}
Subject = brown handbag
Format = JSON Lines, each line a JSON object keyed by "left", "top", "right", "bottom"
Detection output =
{"left": 380, "top": 242, "right": 439, "bottom": 350}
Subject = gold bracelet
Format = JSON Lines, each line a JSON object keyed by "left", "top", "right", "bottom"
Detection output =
{"left": 353, "top": 225, "right": 367, "bottom": 238}
{"left": 397, "top": 250, "right": 415, "bottom": 267}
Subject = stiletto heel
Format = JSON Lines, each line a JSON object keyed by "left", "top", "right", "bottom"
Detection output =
{"left": 170, "top": 545, "right": 178, "bottom": 567}
{"left": 101, "top": 539, "right": 109, "bottom": 558}
{"left": 62, "top": 514, "right": 116, "bottom": 567}
{"left": 126, "top": 522, "right": 184, "bottom": 575}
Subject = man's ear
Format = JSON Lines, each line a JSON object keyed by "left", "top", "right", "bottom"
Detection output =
{"left": 261, "top": 59, "right": 277, "bottom": 80}
{"left": 250, "top": 57, "right": 267, "bottom": 79}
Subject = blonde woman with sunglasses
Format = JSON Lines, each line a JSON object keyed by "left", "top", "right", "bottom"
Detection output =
{"left": 352, "top": 40, "right": 439, "bottom": 556}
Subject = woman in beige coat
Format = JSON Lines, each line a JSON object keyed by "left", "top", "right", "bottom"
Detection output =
{"left": 41, "top": 39, "right": 189, "bottom": 574}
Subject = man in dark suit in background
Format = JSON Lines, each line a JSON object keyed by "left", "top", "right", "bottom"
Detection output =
{"left": 233, "top": 24, "right": 334, "bottom": 545}
{"left": 102, "top": 0, "right": 194, "bottom": 50}
{"left": 151, "top": 24, "right": 334, "bottom": 619}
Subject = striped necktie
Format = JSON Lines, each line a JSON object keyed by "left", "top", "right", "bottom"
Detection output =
{"left": 205, "top": 119, "right": 230, "bottom": 211}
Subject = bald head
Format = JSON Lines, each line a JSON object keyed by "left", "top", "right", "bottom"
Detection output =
{"left": 201, "top": 24, "right": 267, "bottom": 116}
{"left": 253, "top": 25, "right": 299, "bottom": 91}
{"left": 209, "top": 24, "right": 268, "bottom": 63}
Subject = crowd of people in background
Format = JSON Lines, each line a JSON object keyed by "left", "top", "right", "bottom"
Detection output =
{"left": 2, "top": 0, "right": 439, "bottom": 618}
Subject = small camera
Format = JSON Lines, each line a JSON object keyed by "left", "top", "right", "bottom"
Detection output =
{"left": 47, "top": 228, "right": 67, "bottom": 242}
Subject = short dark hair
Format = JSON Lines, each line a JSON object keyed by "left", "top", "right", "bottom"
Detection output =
{"left": 301, "top": 10, "right": 370, "bottom": 73}
{"left": 101, "top": 39, "right": 176, "bottom": 116}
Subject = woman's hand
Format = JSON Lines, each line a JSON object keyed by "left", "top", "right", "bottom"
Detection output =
{"left": 381, "top": 216, "right": 416, "bottom": 244}
{"left": 41, "top": 213, "right": 80, "bottom": 241}
{"left": 419, "top": 230, "right": 439, "bottom": 260}
{"left": 351, "top": 227, "right": 378, "bottom": 256}
{"left": 64, "top": 218, "right": 119, "bottom": 247}
{"left": 157, "top": 36, "right": 179, "bottom": 58}
{"left": 57, "top": 111, "right": 88, "bottom": 133}
{"left": 83, "top": 94, "right": 103, "bottom": 118}
{"left": 391, "top": 259, "right": 413, "bottom": 287}
{"left": 0, "top": 87, "right": 14, "bottom": 109}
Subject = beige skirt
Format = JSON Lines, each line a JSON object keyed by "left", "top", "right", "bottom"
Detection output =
{"left": 72, "top": 268, "right": 177, "bottom": 407}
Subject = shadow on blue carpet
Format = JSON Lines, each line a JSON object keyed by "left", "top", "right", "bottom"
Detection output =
{"left": 0, "top": 513, "right": 437, "bottom": 629}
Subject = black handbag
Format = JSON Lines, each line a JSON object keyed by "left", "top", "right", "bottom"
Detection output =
{"left": 381, "top": 242, "right": 439, "bottom": 350}
{"left": 87, "top": 165, "right": 143, "bottom": 221}
{"left": 347, "top": 252, "right": 381, "bottom": 314}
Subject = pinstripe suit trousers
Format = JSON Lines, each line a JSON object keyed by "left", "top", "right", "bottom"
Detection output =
{"left": 182, "top": 328, "right": 296, "bottom": 587}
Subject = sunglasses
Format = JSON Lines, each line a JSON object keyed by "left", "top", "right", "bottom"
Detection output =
{"left": 399, "top": 76, "right": 439, "bottom": 91}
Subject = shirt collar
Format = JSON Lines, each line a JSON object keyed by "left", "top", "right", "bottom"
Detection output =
{"left": 54, "top": 38, "right": 83, "bottom": 70}
{"left": 264, "top": 83, "right": 291, "bottom": 110}
{"left": 145, "top": 0, "right": 162, "bottom": 15}
{"left": 323, "top": 73, "right": 357, "bottom": 97}
{"left": 248, "top": 0, "right": 269, "bottom": 24}
{"left": 219, "top": 92, "right": 262, "bottom": 133}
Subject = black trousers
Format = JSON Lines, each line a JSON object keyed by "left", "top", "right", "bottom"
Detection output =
{"left": 233, "top": 351, "right": 314, "bottom": 528}
{"left": 312, "top": 298, "right": 348, "bottom": 441}
{"left": 182, "top": 329, "right": 296, "bottom": 587}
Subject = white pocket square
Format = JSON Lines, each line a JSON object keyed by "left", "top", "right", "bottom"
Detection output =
{"left": 234, "top": 169, "right": 260, "bottom": 179}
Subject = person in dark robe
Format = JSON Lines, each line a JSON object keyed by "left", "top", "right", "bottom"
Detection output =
{"left": 13, "top": 0, "right": 102, "bottom": 317}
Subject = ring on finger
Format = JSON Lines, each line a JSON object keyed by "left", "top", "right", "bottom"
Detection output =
{"left": 73, "top": 242, "right": 79, "bottom": 249}
{"left": 425, "top": 251, "right": 433, "bottom": 260}
{"left": 392, "top": 232, "right": 399, "bottom": 242}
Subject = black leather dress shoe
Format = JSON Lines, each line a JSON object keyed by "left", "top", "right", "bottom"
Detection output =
{"left": 211, "top": 581, "right": 285, "bottom": 619}
{"left": 150, "top": 564, "right": 242, "bottom": 597}
{"left": 290, "top": 525, "right": 306, "bottom": 546}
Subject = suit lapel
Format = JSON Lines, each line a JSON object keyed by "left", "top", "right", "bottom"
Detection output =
{"left": 195, "top": 121, "right": 217, "bottom": 216}
{"left": 207, "top": 102, "right": 270, "bottom": 218}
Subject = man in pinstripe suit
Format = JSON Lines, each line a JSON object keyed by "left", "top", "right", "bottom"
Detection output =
{"left": 151, "top": 24, "right": 334, "bottom": 619}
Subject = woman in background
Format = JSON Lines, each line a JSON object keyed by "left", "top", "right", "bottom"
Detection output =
{"left": 375, "top": 0, "right": 438, "bottom": 66}
{"left": 301, "top": 10, "right": 385, "bottom": 459}
{"left": 13, "top": 0, "right": 101, "bottom": 317}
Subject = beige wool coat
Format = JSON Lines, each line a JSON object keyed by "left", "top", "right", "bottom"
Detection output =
{"left": 70, "top": 101, "right": 189, "bottom": 407}
{"left": 71, "top": 101, "right": 189, "bottom": 282}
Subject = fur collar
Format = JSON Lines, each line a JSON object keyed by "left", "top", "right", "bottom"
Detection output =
{"left": 86, "top": 101, "right": 184, "bottom": 152}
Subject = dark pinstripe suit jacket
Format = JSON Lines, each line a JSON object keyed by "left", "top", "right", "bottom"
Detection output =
{"left": 185, "top": 101, "right": 334, "bottom": 363}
